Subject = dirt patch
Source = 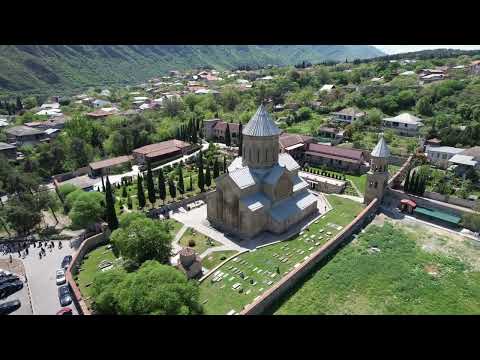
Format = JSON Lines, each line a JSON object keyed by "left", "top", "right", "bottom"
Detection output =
{"left": 0, "top": 258, "right": 25, "bottom": 276}
{"left": 424, "top": 264, "right": 440, "bottom": 277}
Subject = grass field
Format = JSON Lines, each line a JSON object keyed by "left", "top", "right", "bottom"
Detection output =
{"left": 202, "top": 250, "right": 239, "bottom": 270}
{"left": 274, "top": 221, "right": 480, "bottom": 315}
{"left": 76, "top": 245, "right": 118, "bottom": 301}
{"left": 179, "top": 228, "right": 221, "bottom": 255}
{"left": 198, "top": 195, "right": 364, "bottom": 315}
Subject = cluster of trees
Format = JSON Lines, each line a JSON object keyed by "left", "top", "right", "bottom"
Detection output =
{"left": 175, "top": 116, "right": 202, "bottom": 143}
{"left": 305, "top": 167, "right": 347, "bottom": 181}
{"left": 0, "top": 97, "right": 23, "bottom": 115}
{"left": 90, "top": 212, "right": 202, "bottom": 315}
{"left": 403, "top": 168, "right": 428, "bottom": 196}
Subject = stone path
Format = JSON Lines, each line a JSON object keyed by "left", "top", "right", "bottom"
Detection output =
{"left": 172, "top": 224, "right": 188, "bottom": 254}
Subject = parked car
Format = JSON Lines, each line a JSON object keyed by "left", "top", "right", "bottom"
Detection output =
{"left": 61, "top": 256, "right": 72, "bottom": 270}
{"left": 0, "top": 280, "right": 23, "bottom": 299}
{"left": 0, "top": 270, "right": 13, "bottom": 277}
{"left": 0, "top": 299, "right": 21, "bottom": 315}
{"left": 56, "top": 269, "right": 66, "bottom": 286}
{"left": 0, "top": 275, "right": 19, "bottom": 286}
{"left": 56, "top": 307, "right": 73, "bottom": 315}
{"left": 58, "top": 285, "right": 72, "bottom": 306}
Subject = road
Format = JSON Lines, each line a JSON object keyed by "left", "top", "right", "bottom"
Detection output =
{"left": 1, "top": 242, "right": 78, "bottom": 315}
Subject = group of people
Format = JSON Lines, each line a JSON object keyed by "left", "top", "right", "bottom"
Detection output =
{"left": 1, "top": 240, "right": 65, "bottom": 262}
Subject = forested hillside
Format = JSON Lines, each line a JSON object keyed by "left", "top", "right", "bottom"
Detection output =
{"left": 0, "top": 45, "right": 383, "bottom": 97}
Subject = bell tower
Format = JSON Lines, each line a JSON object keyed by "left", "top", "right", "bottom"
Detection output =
{"left": 364, "top": 134, "right": 390, "bottom": 205}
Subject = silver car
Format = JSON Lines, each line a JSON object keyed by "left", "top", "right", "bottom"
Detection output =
{"left": 56, "top": 269, "right": 66, "bottom": 286}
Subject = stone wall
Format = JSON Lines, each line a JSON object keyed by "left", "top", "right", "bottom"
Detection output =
{"left": 239, "top": 198, "right": 379, "bottom": 315}
{"left": 65, "top": 229, "right": 110, "bottom": 315}
{"left": 422, "top": 191, "right": 479, "bottom": 210}
{"left": 52, "top": 166, "right": 90, "bottom": 183}
{"left": 388, "top": 155, "right": 413, "bottom": 189}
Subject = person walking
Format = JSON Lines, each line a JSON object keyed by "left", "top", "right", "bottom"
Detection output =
{"left": 9, "top": 254, "right": 12, "bottom": 263}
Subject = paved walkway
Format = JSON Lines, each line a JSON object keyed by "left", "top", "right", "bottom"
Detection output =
{"left": 171, "top": 224, "right": 188, "bottom": 255}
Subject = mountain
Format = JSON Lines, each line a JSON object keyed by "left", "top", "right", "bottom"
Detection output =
{"left": 0, "top": 45, "right": 384, "bottom": 97}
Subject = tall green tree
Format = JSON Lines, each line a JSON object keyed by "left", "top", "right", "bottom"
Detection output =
{"left": 158, "top": 168, "right": 166, "bottom": 204}
{"left": 16, "top": 96, "right": 23, "bottom": 111}
{"left": 197, "top": 151, "right": 205, "bottom": 192}
{"left": 404, "top": 169, "right": 411, "bottom": 192}
{"left": 225, "top": 123, "right": 231, "bottom": 146}
{"left": 213, "top": 157, "right": 220, "bottom": 179}
{"left": 146, "top": 161, "right": 156, "bottom": 206}
{"left": 105, "top": 177, "right": 119, "bottom": 231}
{"left": 223, "top": 156, "right": 227, "bottom": 174}
{"left": 177, "top": 164, "right": 185, "bottom": 194}
{"left": 188, "top": 174, "right": 193, "bottom": 191}
{"left": 137, "top": 176, "right": 146, "bottom": 209}
{"left": 168, "top": 178, "right": 177, "bottom": 200}
{"left": 205, "top": 160, "right": 212, "bottom": 187}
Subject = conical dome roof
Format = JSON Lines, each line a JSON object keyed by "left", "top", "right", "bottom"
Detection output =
{"left": 242, "top": 104, "right": 281, "bottom": 137}
{"left": 371, "top": 134, "right": 390, "bottom": 158}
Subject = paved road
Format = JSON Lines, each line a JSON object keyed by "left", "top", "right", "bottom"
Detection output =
{"left": 1, "top": 242, "right": 78, "bottom": 315}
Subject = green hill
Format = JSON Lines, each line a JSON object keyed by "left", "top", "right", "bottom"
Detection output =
{"left": 0, "top": 45, "right": 384, "bottom": 97}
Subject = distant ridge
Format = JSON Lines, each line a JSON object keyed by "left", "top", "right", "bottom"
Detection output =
{"left": 0, "top": 45, "right": 384, "bottom": 97}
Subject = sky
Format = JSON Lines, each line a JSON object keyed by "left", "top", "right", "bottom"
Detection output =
{"left": 374, "top": 45, "right": 480, "bottom": 55}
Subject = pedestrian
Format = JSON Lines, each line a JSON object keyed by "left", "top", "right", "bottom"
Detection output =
{"left": 26, "top": 248, "right": 29, "bottom": 256}
{"left": 9, "top": 254, "right": 12, "bottom": 263}
{"left": 18, "top": 250, "right": 21, "bottom": 257}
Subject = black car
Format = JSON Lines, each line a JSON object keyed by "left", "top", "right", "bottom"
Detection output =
{"left": 0, "top": 275, "right": 19, "bottom": 286}
{"left": 61, "top": 255, "right": 72, "bottom": 270}
{"left": 0, "top": 299, "right": 21, "bottom": 315}
{"left": 0, "top": 280, "right": 23, "bottom": 299}
{"left": 58, "top": 285, "right": 72, "bottom": 306}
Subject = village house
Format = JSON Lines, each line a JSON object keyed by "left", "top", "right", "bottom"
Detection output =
{"left": 330, "top": 107, "right": 365, "bottom": 124}
{"left": 304, "top": 143, "right": 368, "bottom": 173}
{"left": 132, "top": 139, "right": 193, "bottom": 165}
{"left": 86, "top": 107, "right": 119, "bottom": 119}
{"left": 92, "top": 99, "right": 111, "bottom": 109}
{"left": 470, "top": 60, "right": 480, "bottom": 75}
{"left": 88, "top": 155, "right": 133, "bottom": 177}
{"left": 203, "top": 119, "right": 240, "bottom": 144}
{"left": 0, "top": 142, "right": 17, "bottom": 159}
{"left": 278, "top": 133, "right": 315, "bottom": 161}
{"left": 426, "top": 145, "right": 465, "bottom": 169}
{"left": 319, "top": 84, "right": 336, "bottom": 93}
{"left": 316, "top": 127, "right": 345, "bottom": 145}
{"left": 382, "top": 113, "right": 423, "bottom": 136}
{"left": 5, "top": 125, "right": 47, "bottom": 146}
{"left": 448, "top": 147, "right": 480, "bottom": 177}
{"left": 25, "top": 116, "right": 67, "bottom": 130}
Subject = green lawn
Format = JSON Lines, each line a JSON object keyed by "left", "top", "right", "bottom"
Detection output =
{"left": 274, "top": 222, "right": 480, "bottom": 315}
{"left": 76, "top": 245, "right": 118, "bottom": 301}
{"left": 198, "top": 195, "right": 364, "bottom": 315}
{"left": 202, "top": 250, "right": 239, "bottom": 270}
{"left": 179, "top": 228, "right": 221, "bottom": 255}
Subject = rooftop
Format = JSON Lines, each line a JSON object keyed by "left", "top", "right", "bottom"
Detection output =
{"left": 383, "top": 113, "right": 423, "bottom": 125}
{"left": 133, "top": 139, "right": 190, "bottom": 155}
{"left": 331, "top": 107, "right": 365, "bottom": 117}
{"left": 89, "top": 155, "right": 133, "bottom": 171}
{"left": 307, "top": 143, "right": 365, "bottom": 162}
{"left": 242, "top": 104, "right": 281, "bottom": 137}
{"left": 0, "top": 142, "right": 16, "bottom": 151}
{"left": 5, "top": 125, "right": 45, "bottom": 137}
{"left": 371, "top": 135, "right": 391, "bottom": 158}
{"left": 426, "top": 146, "right": 465, "bottom": 154}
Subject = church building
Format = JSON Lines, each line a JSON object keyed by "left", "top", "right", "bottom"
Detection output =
{"left": 364, "top": 134, "right": 390, "bottom": 205}
{"left": 206, "top": 105, "right": 318, "bottom": 240}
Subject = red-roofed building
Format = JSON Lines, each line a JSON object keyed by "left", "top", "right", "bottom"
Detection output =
{"left": 304, "top": 143, "right": 368, "bottom": 173}
{"left": 203, "top": 119, "right": 240, "bottom": 145}
{"left": 278, "top": 133, "right": 315, "bottom": 160}
{"left": 132, "top": 139, "right": 193, "bottom": 164}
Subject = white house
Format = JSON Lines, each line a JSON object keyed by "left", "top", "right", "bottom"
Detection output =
{"left": 426, "top": 146, "right": 465, "bottom": 169}
{"left": 330, "top": 107, "right": 365, "bottom": 123}
{"left": 382, "top": 113, "right": 423, "bottom": 136}
{"left": 320, "top": 84, "right": 335, "bottom": 93}
{"left": 92, "top": 99, "right": 111, "bottom": 108}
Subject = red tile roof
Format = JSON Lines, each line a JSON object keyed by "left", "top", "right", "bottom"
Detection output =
{"left": 279, "top": 133, "right": 314, "bottom": 149}
{"left": 213, "top": 121, "right": 240, "bottom": 132}
{"left": 307, "top": 143, "right": 365, "bottom": 162}
{"left": 133, "top": 139, "right": 190, "bottom": 155}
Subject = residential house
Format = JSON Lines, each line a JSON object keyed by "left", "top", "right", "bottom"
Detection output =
{"left": 132, "top": 139, "right": 193, "bottom": 165}
{"left": 92, "top": 99, "right": 111, "bottom": 109}
{"left": 316, "top": 127, "right": 345, "bottom": 145}
{"left": 86, "top": 107, "right": 119, "bottom": 119}
{"left": 25, "top": 116, "right": 67, "bottom": 130}
{"left": 470, "top": 60, "right": 480, "bottom": 75}
{"left": 5, "top": 125, "right": 47, "bottom": 146}
{"left": 448, "top": 147, "right": 480, "bottom": 177}
{"left": 330, "top": 107, "right": 365, "bottom": 124}
{"left": 0, "top": 142, "right": 17, "bottom": 159}
{"left": 44, "top": 128, "right": 61, "bottom": 139}
{"left": 319, "top": 84, "right": 335, "bottom": 93}
{"left": 382, "top": 113, "right": 423, "bottom": 136}
{"left": 426, "top": 146, "right": 465, "bottom": 169}
{"left": 304, "top": 143, "right": 368, "bottom": 173}
{"left": 278, "top": 133, "right": 315, "bottom": 161}
{"left": 210, "top": 120, "right": 240, "bottom": 144}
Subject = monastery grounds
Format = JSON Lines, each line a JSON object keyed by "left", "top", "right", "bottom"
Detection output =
{"left": 198, "top": 195, "right": 364, "bottom": 315}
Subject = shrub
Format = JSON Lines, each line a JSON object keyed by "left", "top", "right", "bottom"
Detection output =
{"left": 188, "top": 239, "right": 196, "bottom": 247}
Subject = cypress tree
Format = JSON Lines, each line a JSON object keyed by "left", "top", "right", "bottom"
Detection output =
{"left": 122, "top": 185, "right": 127, "bottom": 198}
{"left": 105, "top": 177, "right": 119, "bottom": 231}
{"left": 225, "top": 123, "right": 231, "bottom": 146}
{"left": 146, "top": 161, "right": 156, "bottom": 206}
{"left": 223, "top": 156, "right": 227, "bottom": 174}
{"left": 238, "top": 121, "right": 243, "bottom": 156}
{"left": 16, "top": 96, "right": 23, "bottom": 111}
{"left": 127, "top": 195, "right": 133, "bottom": 210}
{"left": 168, "top": 178, "right": 177, "bottom": 199}
{"left": 137, "top": 175, "right": 146, "bottom": 209}
{"left": 205, "top": 160, "right": 212, "bottom": 187}
{"left": 197, "top": 150, "right": 205, "bottom": 192}
{"left": 189, "top": 174, "right": 193, "bottom": 191}
{"left": 404, "top": 169, "right": 411, "bottom": 192}
{"left": 158, "top": 168, "right": 166, "bottom": 204}
{"left": 213, "top": 157, "right": 220, "bottom": 178}
{"left": 177, "top": 164, "right": 185, "bottom": 194}
{"left": 411, "top": 172, "right": 419, "bottom": 195}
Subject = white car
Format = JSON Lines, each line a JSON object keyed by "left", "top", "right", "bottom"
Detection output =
{"left": 56, "top": 269, "right": 66, "bottom": 286}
